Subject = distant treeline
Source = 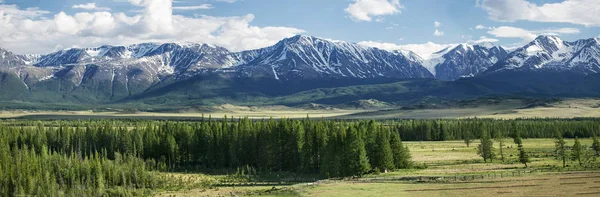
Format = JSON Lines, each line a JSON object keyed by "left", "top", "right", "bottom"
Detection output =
{"left": 396, "top": 118, "right": 600, "bottom": 141}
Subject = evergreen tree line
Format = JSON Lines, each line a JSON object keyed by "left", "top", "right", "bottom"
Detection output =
{"left": 0, "top": 137, "right": 161, "bottom": 196}
{"left": 0, "top": 119, "right": 411, "bottom": 182}
{"left": 396, "top": 118, "right": 600, "bottom": 141}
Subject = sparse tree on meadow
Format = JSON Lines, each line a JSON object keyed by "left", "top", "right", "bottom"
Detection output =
{"left": 477, "top": 129, "right": 495, "bottom": 163}
{"left": 571, "top": 137, "right": 583, "bottom": 166}
{"left": 495, "top": 130, "right": 505, "bottom": 162}
{"left": 463, "top": 130, "right": 473, "bottom": 147}
{"left": 592, "top": 134, "right": 600, "bottom": 156}
{"left": 554, "top": 130, "right": 567, "bottom": 168}
{"left": 515, "top": 137, "right": 529, "bottom": 168}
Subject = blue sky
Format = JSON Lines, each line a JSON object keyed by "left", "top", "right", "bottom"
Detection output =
{"left": 1, "top": 0, "right": 599, "bottom": 58}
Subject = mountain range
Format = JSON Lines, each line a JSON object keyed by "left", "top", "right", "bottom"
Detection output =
{"left": 1, "top": 35, "right": 600, "bottom": 109}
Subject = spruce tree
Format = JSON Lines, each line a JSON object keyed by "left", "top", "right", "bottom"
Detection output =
{"left": 463, "top": 130, "right": 473, "bottom": 147}
{"left": 571, "top": 137, "right": 583, "bottom": 166}
{"left": 554, "top": 130, "right": 567, "bottom": 168}
{"left": 372, "top": 130, "right": 394, "bottom": 172}
{"left": 592, "top": 134, "right": 600, "bottom": 156}
{"left": 321, "top": 130, "right": 341, "bottom": 178}
{"left": 343, "top": 127, "right": 370, "bottom": 177}
{"left": 515, "top": 137, "right": 529, "bottom": 168}
{"left": 439, "top": 123, "right": 448, "bottom": 141}
{"left": 390, "top": 130, "right": 411, "bottom": 169}
{"left": 477, "top": 129, "right": 495, "bottom": 163}
{"left": 495, "top": 130, "right": 505, "bottom": 162}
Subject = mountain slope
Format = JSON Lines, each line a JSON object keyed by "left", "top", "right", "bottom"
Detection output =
{"left": 486, "top": 35, "right": 600, "bottom": 74}
{"left": 2, "top": 35, "right": 600, "bottom": 108}
{"left": 235, "top": 35, "right": 433, "bottom": 80}
{"left": 422, "top": 43, "right": 508, "bottom": 81}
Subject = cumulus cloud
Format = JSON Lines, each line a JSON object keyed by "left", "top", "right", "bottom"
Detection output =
{"left": 358, "top": 41, "right": 457, "bottom": 59}
{"left": 345, "top": 0, "right": 402, "bottom": 22}
{"left": 433, "top": 29, "right": 444, "bottom": 36}
{"left": 0, "top": 0, "right": 304, "bottom": 54}
{"left": 434, "top": 21, "right": 441, "bottom": 27}
{"left": 478, "top": 0, "right": 600, "bottom": 26}
{"left": 72, "top": 3, "right": 111, "bottom": 11}
{"left": 487, "top": 26, "right": 580, "bottom": 42}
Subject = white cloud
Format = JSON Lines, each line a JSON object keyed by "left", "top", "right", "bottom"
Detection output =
{"left": 433, "top": 29, "right": 444, "bottom": 36}
{"left": 173, "top": 4, "right": 213, "bottom": 10}
{"left": 479, "top": 0, "right": 600, "bottom": 26}
{"left": 72, "top": 3, "right": 111, "bottom": 11}
{"left": 345, "top": 0, "right": 402, "bottom": 22}
{"left": 0, "top": 0, "right": 304, "bottom": 54}
{"left": 358, "top": 41, "right": 457, "bottom": 59}
{"left": 434, "top": 21, "right": 441, "bottom": 27}
{"left": 215, "top": 0, "right": 237, "bottom": 3}
{"left": 470, "top": 36, "right": 499, "bottom": 44}
{"left": 487, "top": 26, "right": 580, "bottom": 42}
{"left": 475, "top": 25, "right": 490, "bottom": 30}
{"left": 0, "top": 4, "right": 50, "bottom": 18}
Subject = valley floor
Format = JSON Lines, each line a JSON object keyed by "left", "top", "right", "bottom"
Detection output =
{"left": 4, "top": 98, "right": 600, "bottom": 120}
{"left": 158, "top": 138, "right": 600, "bottom": 197}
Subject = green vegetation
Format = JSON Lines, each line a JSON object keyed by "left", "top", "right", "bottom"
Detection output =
{"left": 570, "top": 137, "right": 583, "bottom": 166}
{"left": 1, "top": 117, "right": 600, "bottom": 196}
{"left": 516, "top": 137, "right": 529, "bottom": 167}
{"left": 592, "top": 134, "right": 600, "bottom": 156}
{"left": 555, "top": 130, "right": 568, "bottom": 168}
{"left": 0, "top": 118, "right": 412, "bottom": 196}
{"left": 477, "top": 129, "right": 495, "bottom": 163}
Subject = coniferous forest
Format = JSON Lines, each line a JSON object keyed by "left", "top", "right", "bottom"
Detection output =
{"left": 1, "top": 117, "right": 599, "bottom": 196}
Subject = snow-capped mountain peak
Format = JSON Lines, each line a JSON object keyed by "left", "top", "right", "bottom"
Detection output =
{"left": 420, "top": 42, "right": 507, "bottom": 80}
{"left": 487, "top": 35, "right": 600, "bottom": 74}
{"left": 392, "top": 49, "right": 423, "bottom": 62}
{"left": 235, "top": 35, "right": 433, "bottom": 80}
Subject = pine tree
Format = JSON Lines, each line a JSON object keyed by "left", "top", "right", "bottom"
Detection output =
{"left": 515, "top": 137, "right": 529, "bottom": 168}
{"left": 463, "top": 130, "right": 473, "bottom": 147}
{"left": 509, "top": 122, "right": 520, "bottom": 140}
{"left": 343, "top": 127, "right": 370, "bottom": 177}
{"left": 390, "top": 130, "right": 411, "bottom": 169}
{"left": 495, "top": 130, "right": 505, "bottom": 162}
{"left": 554, "top": 130, "right": 567, "bottom": 168}
{"left": 477, "top": 129, "right": 495, "bottom": 163}
{"left": 372, "top": 130, "right": 394, "bottom": 172}
{"left": 571, "top": 137, "right": 583, "bottom": 166}
{"left": 321, "top": 130, "right": 341, "bottom": 178}
{"left": 592, "top": 134, "right": 600, "bottom": 156}
{"left": 438, "top": 123, "right": 448, "bottom": 141}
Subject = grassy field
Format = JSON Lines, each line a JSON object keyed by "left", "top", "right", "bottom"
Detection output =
{"left": 158, "top": 138, "right": 599, "bottom": 196}
{"left": 301, "top": 172, "right": 600, "bottom": 197}
{"left": 342, "top": 99, "right": 600, "bottom": 119}
{"left": 0, "top": 108, "right": 365, "bottom": 120}
{"left": 5, "top": 98, "right": 600, "bottom": 120}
